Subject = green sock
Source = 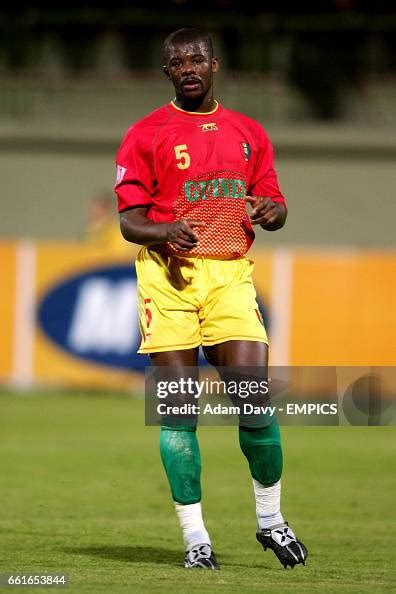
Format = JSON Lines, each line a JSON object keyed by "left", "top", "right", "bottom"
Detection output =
{"left": 239, "top": 419, "right": 283, "bottom": 486}
{"left": 160, "top": 426, "right": 202, "bottom": 504}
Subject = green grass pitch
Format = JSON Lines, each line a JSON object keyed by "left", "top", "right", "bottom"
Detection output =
{"left": 0, "top": 390, "right": 395, "bottom": 593}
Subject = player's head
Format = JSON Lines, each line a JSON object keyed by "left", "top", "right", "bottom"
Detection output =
{"left": 163, "top": 28, "right": 219, "bottom": 105}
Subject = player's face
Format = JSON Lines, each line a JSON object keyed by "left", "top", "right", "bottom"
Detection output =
{"left": 164, "top": 40, "right": 219, "bottom": 103}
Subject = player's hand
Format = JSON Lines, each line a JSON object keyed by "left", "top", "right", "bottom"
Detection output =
{"left": 166, "top": 219, "right": 205, "bottom": 251}
{"left": 245, "top": 196, "right": 287, "bottom": 231}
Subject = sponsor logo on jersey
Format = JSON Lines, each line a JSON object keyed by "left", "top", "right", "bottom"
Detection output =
{"left": 184, "top": 177, "right": 247, "bottom": 202}
{"left": 240, "top": 141, "right": 251, "bottom": 161}
{"left": 199, "top": 122, "right": 218, "bottom": 132}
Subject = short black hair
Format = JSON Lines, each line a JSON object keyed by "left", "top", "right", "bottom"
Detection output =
{"left": 163, "top": 28, "right": 213, "bottom": 63}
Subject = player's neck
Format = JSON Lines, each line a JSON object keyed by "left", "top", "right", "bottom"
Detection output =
{"left": 174, "top": 93, "right": 217, "bottom": 114}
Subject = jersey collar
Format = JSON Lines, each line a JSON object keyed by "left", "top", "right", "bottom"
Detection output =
{"left": 169, "top": 100, "right": 220, "bottom": 116}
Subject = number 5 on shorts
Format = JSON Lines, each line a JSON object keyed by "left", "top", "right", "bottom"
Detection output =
{"left": 144, "top": 298, "right": 152, "bottom": 338}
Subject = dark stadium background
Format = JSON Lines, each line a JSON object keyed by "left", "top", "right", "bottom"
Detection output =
{"left": 0, "top": 1, "right": 394, "bottom": 244}
{"left": 0, "top": 3, "right": 395, "bottom": 593}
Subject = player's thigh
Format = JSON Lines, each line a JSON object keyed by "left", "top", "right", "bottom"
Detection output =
{"left": 201, "top": 258, "right": 268, "bottom": 348}
{"left": 136, "top": 248, "right": 201, "bottom": 353}
{"left": 150, "top": 348, "right": 199, "bottom": 366}
{"left": 203, "top": 340, "right": 268, "bottom": 367}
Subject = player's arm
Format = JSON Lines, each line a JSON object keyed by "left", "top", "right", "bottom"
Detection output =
{"left": 245, "top": 196, "right": 287, "bottom": 231}
{"left": 120, "top": 207, "right": 204, "bottom": 251}
{"left": 246, "top": 122, "right": 287, "bottom": 231}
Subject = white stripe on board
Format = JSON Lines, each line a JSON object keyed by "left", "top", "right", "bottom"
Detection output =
{"left": 269, "top": 249, "right": 293, "bottom": 366}
{"left": 12, "top": 241, "right": 36, "bottom": 388}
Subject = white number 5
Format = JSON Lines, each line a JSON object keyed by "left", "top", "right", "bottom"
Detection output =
{"left": 174, "top": 144, "right": 191, "bottom": 170}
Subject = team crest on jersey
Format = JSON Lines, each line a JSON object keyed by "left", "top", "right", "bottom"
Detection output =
{"left": 240, "top": 141, "right": 251, "bottom": 161}
{"left": 199, "top": 122, "right": 218, "bottom": 132}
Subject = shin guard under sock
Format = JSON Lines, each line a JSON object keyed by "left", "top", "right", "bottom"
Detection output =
{"left": 239, "top": 420, "right": 283, "bottom": 486}
{"left": 160, "top": 426, "right": 202, "bottom": 505}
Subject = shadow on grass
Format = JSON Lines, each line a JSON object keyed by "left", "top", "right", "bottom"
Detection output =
{"left": 63, "top": 545, "right": 271, "bottom": 570}
{"left": 63, "top": 545, "right": 181, "bottom": 566}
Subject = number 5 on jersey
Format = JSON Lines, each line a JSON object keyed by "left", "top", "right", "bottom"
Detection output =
{"left": 174, "top": 144, "right": 191, "bottom": 170}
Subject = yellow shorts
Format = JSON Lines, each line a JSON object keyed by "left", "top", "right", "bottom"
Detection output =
{"left": 135, "top": 247, "right": 268, "bottom": 354}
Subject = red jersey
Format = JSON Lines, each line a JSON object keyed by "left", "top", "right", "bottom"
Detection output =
{"left": 115, "top": 101, "right": 286, "bottom": 259}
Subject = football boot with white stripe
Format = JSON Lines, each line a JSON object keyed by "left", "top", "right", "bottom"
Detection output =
{"left": 256, "top": 522, "right": 308, "bottom": 568}
{"left": 184, "top": 543, "right": 219, "bottom": 570}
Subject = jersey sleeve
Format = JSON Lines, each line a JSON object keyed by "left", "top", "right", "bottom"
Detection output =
{"left": 249, "top": 125, "right": 286, "bottom": 207}
{"left": 114, "top": 126, "right": 155, "bottom": 212}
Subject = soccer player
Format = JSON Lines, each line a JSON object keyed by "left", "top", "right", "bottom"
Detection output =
{"left": 115, "top": 27, "right": 307, "bottom": 570}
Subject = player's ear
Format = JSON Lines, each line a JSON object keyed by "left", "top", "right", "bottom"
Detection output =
{"left": 212, "top": 57, "right": 219, "bottom": 74}
{"left": 163, "top": 65, "right": 171, "bottom": 80}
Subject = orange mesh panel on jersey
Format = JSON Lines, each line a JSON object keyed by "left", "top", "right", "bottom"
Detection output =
{"left": 168, "top": 170, "right": 255, "bottom": 259}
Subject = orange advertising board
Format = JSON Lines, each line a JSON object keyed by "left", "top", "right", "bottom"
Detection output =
{"left": 0, "top": 241, "right": 395, "bottom": 391}
{"left": 0, "top": 242, "right": 17, "bottom": 381}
